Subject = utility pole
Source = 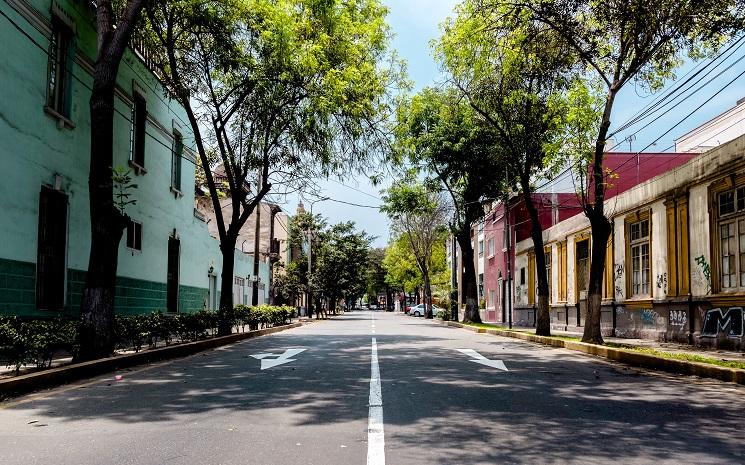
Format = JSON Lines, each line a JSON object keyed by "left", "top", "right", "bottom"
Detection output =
{"left": 306, "top": 197, "right": 328, "bottom": 318}
{"left": 306, "top": 228, "right": 313, "bottom": 318}
{"left": 251, "top": 173, "right": 262, "bottom": 306}
{"left": 504, "top": 168, "right": 512, "bottom": 329}
{"left": 267, "top": 204, "right": 281, "bottom": 305}
{"left": 450, "top": 225, "right": 458, "bottom": 322}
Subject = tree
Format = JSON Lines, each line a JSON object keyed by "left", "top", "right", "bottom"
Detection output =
{"left": 394, "top": 87, "right": 505, "bottom": 323}
{"left": 144, "top": 0, "right": 397, "bottom": 333}
{"left": 286, "top": 210, "right": 326, "bottom": 317}
{"left": 78, "top": 0, "right": 150, "bottom": 361}
{"left": 481, "top": 0, "right": 745, "bottom": 343}
{"left": 312, "top": 222, "right": 372, "bottom": 314}
{"left": 366, "top": 248, "right": 388, "bottom": 306}
{"left": 438, "top": 2, "right": 579, "bottom": 335}
{"left": 383, "top": 235, "right": 423, "bottom": 296}
{"left": 382, "top": 183, "right": 448, "bottom": 319}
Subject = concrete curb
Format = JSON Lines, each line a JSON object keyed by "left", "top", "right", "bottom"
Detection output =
{"left": 439, "top": 320, "right": 745, "bottom": 385}
{"left": 0, "top": 322, "right": 302, "bottom": 399}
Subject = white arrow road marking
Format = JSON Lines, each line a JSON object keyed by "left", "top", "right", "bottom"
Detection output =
{"left": 455, "top": 348, "right": 509, "bottom": 371}
{"left": 250, "top": 348, "right": 306, "bottom": 370}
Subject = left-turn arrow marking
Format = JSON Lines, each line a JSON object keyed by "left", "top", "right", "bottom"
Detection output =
{"left": 250, "top": 348, "right": 306, "bottom": 370}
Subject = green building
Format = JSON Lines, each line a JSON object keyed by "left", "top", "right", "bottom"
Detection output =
{"left": 0, "top": 0, "right": 269, "bottom": 317}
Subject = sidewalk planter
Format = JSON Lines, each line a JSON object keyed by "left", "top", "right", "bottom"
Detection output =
{"left": 441, "top": 321, "right": 745, "bottom": 385}
{"left": 0, "top": 322, "right": 301, "bottom": 400}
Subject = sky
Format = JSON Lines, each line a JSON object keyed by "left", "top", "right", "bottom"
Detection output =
{"left": 274, "top": 0, "right": 460, "bottom": 248}
{"left": 275, "top": 0, "right": 745, "bottom": 247}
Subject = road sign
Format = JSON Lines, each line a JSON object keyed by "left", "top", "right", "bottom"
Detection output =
{"left": 455, "top": 348, "right": 508, "bottom": 371}
{"left": 250, "top": 348, "right": 306, "bottom": 370}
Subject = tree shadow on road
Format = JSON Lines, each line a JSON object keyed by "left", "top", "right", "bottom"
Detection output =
{"left": 2, "top": 316, "right": 745, "bottom": 464}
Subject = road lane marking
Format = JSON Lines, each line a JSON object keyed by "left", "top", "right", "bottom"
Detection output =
{"left": 368, "top": 337, "right": 385, "bottom": 465}
{"left": 250, "top": 348, "right": 306, "bottom": 370}
{"left": 456, "top": 348, "right": 509, "bottom": 371}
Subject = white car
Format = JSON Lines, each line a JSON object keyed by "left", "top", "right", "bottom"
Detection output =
{"left": 406, "top": 304, "right": 441, "bottom": 317}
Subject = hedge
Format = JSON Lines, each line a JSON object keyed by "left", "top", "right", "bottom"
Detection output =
{"left": 0, "top": 305, "right": 297, "bottom": 375}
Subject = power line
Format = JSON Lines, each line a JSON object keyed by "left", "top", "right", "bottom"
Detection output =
{"left": 326, "top": 178, "right": 382, "bottom": 200}
{"left": 609, "top": 35, "right": 745, "bottom": 139}
{"left": 618, "top": 54, "right": 745, "bottom": 151}
{"left": 603, "top": 65, "right": 745, "bottom": 187}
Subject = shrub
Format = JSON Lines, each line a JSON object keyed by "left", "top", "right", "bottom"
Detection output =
{"left": 435, "top": 310, "right": 451, "bottom": 322}
{"left": 0, "top": 304, "right": 297, "bottom": 375}
{"left": 0, "top": 316, "right": 77, "bottom": 373}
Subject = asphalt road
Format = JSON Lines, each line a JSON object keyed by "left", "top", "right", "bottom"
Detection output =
{"left": 2, "top": 311, "right": 745, "bottom": 465}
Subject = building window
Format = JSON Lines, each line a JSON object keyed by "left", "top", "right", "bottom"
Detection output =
{"left": 489, "top": 289, "right": 495, "bottom": 308}
{"left": 520, "top": 267, "right": 525, "bottom": 285}
{"left": 47, "top": 17, "right": 74, "bottom": 119}
{"left": 487, "top": 238, "right": 494, "bottom": 257}
{"left": 130, "top": 92, "right": 147, "bottom": 171}
{"left": 711, "top": 180, "right": 745, "bottom": 293}
{"left": 171, "top": 131, "right": 183, "bottom": 193}
{"left": 126, "top": 219, "right": 142, "bottom": 252}
{"left": 478, "top": 273, "right": 484, "bottom": 298}
{"left": 630, "top": 218, "right": 650, "bottom": 296}
{"left": 575, "top": 237, "right": 591, "bottom": 301}
{"left": 478, "top": 240, "right": 484, "bottom": 256}
{"left": 716, "top": 186, "right": 745, "bottom": 290}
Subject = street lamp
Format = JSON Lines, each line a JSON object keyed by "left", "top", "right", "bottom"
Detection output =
{"left": 305, "top": 196, "right": 329, "bottom": 317}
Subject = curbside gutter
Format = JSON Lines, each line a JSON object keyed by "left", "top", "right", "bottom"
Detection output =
{"left": 440, "top": 321, "right": 745, "bottom": 385}
{"left": 1, "top": 322, "right": 302, "bottom": 400}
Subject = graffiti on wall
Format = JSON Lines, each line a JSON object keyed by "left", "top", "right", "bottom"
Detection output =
{"left": 614, "top": 263, "right": 624, "bottom": 297}
{"left": 515, "top": 285, "right": 527, "bottom": 302}
{"left": 640, "top": 309, "right": 661, "bottom": 326}
{"left": 694, "top": 255, "right": 712, "bottom": 295}
{"left": 656, "top": 273, "right": 668, "bottom": 294}
{"left": 669, "top": 310, "right": 687, "bottom": 328}
{"left": 700, "top": 307, "right": 743, "bottom": 338}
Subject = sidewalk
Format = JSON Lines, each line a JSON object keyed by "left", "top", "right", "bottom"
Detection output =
{"left": 442, "top": 320, "right": 745, "bottom": 383}
{"left": 518, "top": 326, "right": 745, "bottom": 363}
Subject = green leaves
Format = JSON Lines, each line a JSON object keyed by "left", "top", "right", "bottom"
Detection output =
{"left": 112, "top": 167, "right": 137, "bottom": 214}
{"left": 312, "top": 221, "right": 372, "bottom": 303}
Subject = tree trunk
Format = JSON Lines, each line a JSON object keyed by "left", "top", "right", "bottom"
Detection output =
{"left": 76, "top": 0, "right": 148, "bottom": 362}
{"left": 582, "top": 216, "right": 611, "bottom": 344}
{"left": 521, "top": 179, "right": 551, "bottom": 336}
{"left": 423, "top": 270, "right": 433, "bottom": 319}
{"left": 218, "top": 235, "right": 237, "bottom": 336}
{"left": 581, "top": 87, "right": 617, "bottom": 344}
{"left": 77, "top": 64, "right": 127, "bottom": 361}
{"left": 456, "top": 230, "right": 481, "bottom": 323}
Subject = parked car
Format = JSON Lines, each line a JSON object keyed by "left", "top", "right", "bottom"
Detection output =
{"left": 406, "top": 304, "right": 441, "bottom": 317}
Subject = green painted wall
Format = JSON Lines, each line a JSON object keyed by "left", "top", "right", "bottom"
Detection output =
{"left": 0, "top": 0, "right": 269, "bottom": 318}
{"left": 0, "top": 258, "right": 210, "bottom": 317}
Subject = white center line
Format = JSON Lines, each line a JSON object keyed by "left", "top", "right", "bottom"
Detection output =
{"left": 367, "top": 333, "right": 385, "bottom": 465}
